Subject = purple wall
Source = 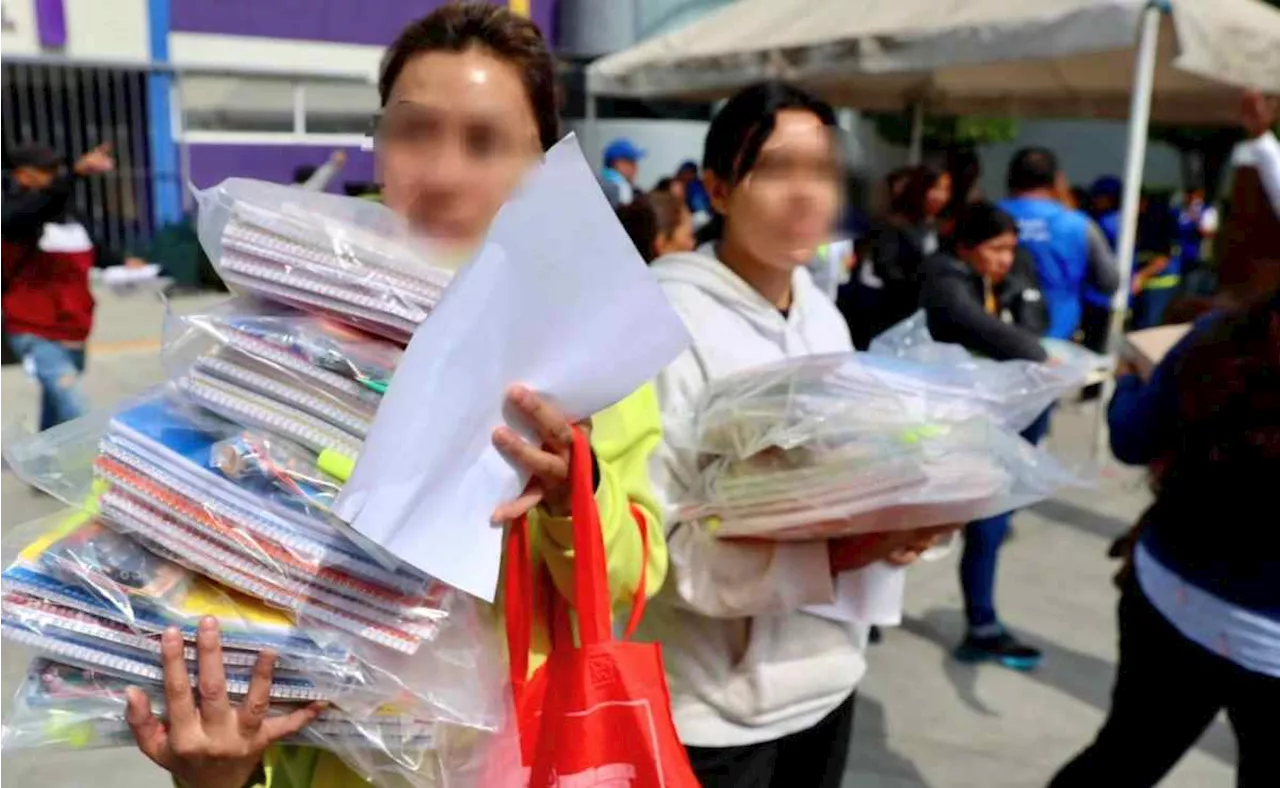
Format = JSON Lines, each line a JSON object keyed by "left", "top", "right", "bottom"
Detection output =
{"left": 171, "top": 0, "right": 556, "bottom": 47}
{"left": 187, "top": 143, "right": 376, "bottom": 191}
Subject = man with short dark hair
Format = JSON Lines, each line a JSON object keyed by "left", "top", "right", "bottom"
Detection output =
{"left": 2, "top": 141, "right": 114, "bottom": 429}
{"left": 999, "top": 147, "right": 1118, "bottom": 340}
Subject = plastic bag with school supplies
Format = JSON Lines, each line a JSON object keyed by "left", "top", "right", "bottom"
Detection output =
{"left": 0, "top": 512, "right": 515, "bottom": 787}
{"left": 679, "top": 353, "right": 1078, "bottom": 539}
{"left": 194, "top": 179, "right": 457, "bottom": 341}
{"left": 0, "top": 658, "right": 520, "bottom": 788}
{"left": 162, "top": 298, "right": 405, "bottom": 436}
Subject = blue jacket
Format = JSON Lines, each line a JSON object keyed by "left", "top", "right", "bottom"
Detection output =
{"left": 998, "top": 196, "right": 1091, "bottom": 338}
{"left": 1109, "top": 316, "right": 1278, "bottom": 618}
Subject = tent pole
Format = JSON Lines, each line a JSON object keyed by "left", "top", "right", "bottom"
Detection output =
{"left": 585, "top": 85, "right": 598, "bottom": 159}
{"left": 908, "top": 101, "right": 925, "bottom": 164}
{"left": 1093, "top": 1, "right": 1164, "bottom": 461}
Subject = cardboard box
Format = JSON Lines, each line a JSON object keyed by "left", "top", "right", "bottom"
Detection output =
{"left": 1121, "top": 323, "right": 1191, "bottom": 379}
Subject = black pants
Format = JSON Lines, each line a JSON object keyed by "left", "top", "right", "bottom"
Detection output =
{"left": 686, "top": 693, "right": 856, "bottom": 788}
{"left": 1049, "top": 586, "right": 1280, "bottom": 788}
{"left": 1080, "top": 301, "right": 1113, "bottom": 354}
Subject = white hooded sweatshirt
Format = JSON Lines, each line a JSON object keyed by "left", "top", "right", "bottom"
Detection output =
{"left": 641, "top": 244, "right": 882, "bottom": 748}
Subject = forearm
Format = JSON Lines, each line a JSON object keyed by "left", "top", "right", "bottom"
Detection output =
{"left": 664, "top": 524, "right": 835, "bottom": 617}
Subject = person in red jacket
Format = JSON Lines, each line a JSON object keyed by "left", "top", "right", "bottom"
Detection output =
{"left": 2, "top": 141, "right": 115, "bottom": 429}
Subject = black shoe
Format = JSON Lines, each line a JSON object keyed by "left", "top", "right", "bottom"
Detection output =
{"left": 954, "top": 630, "right": 1042, "bottom": 671}
{"left": 868, "top": 625, "right": 882, "bottom": 645}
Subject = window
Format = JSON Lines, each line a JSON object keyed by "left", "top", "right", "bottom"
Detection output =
{"left": 178, "top": 75, "right": 377, "bottom": 138}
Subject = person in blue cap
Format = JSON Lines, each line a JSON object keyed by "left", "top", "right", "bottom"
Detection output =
{"left": 599, "top": 138, "right": 644, "bottom": 207}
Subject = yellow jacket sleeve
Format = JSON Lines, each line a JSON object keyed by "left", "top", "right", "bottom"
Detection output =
{"left": 220, "top": 387, "right": 668, "bottom": 788}
{"left": 527, "top": 383, "right": 668, "bottom": 616}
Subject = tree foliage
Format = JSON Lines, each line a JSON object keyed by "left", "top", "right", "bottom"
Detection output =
{"left": 870, "top": 112, "right": 1018, "bottom": 151}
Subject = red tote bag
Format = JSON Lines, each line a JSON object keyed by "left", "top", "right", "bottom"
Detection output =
{"left": 505, "top": 427, "right": 699, "bottom": 788}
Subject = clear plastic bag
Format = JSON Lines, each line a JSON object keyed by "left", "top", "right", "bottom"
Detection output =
{"left": 680, "top": 353, "right": 1078, "bottom": 539}
{"left": 1, "top": 658, "right": 516, "bottom": 788}
{"left": 867, "top": 312, "right": 1093, "bottom": 432}
{"left": 162, "top": 297, "right": 405, "bottom": 441}
{"left": 0, "top": 512, "right": 512, "bottom": 785}
{"left": 194, "top": 179, "right": 456, "bottom": 342}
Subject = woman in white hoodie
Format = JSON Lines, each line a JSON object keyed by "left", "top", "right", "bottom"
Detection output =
{"left": 642, "top": 82, "right": 955, "bottom": 787}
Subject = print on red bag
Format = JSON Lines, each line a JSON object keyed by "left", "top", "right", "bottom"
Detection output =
{"left": 588, "top": 651, "right": 621, "bottom": 688}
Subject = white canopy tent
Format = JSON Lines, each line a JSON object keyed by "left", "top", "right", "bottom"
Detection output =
{"left": 587, "top": 0, "right": 1280, "bottom": 453}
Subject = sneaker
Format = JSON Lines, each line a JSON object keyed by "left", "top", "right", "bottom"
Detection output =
{"left": 953, "top": 630, "right": 1043, "bottom": 671}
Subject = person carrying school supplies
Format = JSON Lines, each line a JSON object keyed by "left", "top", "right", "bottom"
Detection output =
{"left": 123, "top": 6, "right": 667, "bottom": 788}
{"left": 642, "top": 82, "right": 957, "bottom": 788}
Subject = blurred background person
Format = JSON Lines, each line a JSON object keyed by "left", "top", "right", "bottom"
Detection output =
{"left": 838, "top": 163, "right": 951, "bottom": 349}
{"left": 598, "top": 137, "right": 644, "bottom": 207}
{"left": 675, "top": 159, "right": 712, "bottom": 218}
{"left": 1128, "top": 191, "right": 1178, "bottom": 329}
{"left": 291, "top": 149, "right": 348, "bottom": 192}
{"left": 999, "top": 147, "right": 1117, "bottom": 341}
{"left": 654, "top": 175, "right": 687, "bottom": 205}
{"left": 1050, "top": 288, "right": 1280, "bottom": 788}
{"left": 2, "top": 141, "right": 118, "bottom": 430}
{"left": 616, "top": 190, "right": 695, "bottom": 263}
{"left": 921, "top": 201, "right": 1052, "bottom": 669}
{"left": 938, "top": 146, "right": 983, "bottom": 243}
{"left": 1081, "top": 175, "right": 1123, "bottom": 359}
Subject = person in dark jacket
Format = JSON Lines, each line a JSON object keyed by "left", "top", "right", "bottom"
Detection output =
{"left": 1049, "top": 288, "right": 1279, "bottom": 788}
{"left": 839, "top": 163, "right": 951, "bottom": 349}
{"left": 923, "top": 201, "right": 1052, "bottom": 670}
{"left": 923, "top": 207, "right": 1048, "bottom": 362}
{"left": 2, "top": 141, "right": 115, "bottom": 429}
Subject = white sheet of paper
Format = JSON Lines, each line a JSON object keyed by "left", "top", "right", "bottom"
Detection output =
{"left": 804, "top": 563, "right": 905, "bottom": 625}
{"left": 332, "top": 134, "right": 691, "bottom": 601}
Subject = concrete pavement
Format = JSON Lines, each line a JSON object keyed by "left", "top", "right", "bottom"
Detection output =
{"left": 0, "top": 288, "right": 1234, "bottom": 787}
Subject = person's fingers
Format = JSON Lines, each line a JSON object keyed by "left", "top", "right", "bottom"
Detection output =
{"left": 160, "top": 627, "right": 198, "bottom": 730}
{"left": 125, "top": 686, "right": 171, "bottom": 768}
{"left": 238, "top": 649, "right": 277, "bottom": 736}
{"left": 492, "top": 486, "right": 544, "bottom": 523}
{"left": 508, "top": 386, "right": 574, "bottom": 451}
{"left": 885, "top": 548, "right": 921, "bottom": 567}
{"left": 195, "top": 617, "right": 234, "bottom": 728}
{"left": 257, "top": 702, "right": 327, "bottom": 744}
{"left": 493, "top": 426, "right": 568, "bottom": 482}
{"left": 97, "top": 141, "right": 113, "bottom": 154}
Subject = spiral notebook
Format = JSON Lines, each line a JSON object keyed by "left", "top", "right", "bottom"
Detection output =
{"left": 0, "top": 519, "right": 346, "bottom": 661}
{"left": 16, "top": 659, "right": 437, "bottom": 749}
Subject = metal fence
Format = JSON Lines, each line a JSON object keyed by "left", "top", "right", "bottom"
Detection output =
{"left": 2, "top": 60, "right": 164, "bottom": 261}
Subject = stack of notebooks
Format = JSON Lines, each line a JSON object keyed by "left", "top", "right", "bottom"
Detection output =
{"left": 680, "top": 353, "right": 1078, "bottom": 539}
{"left": 1, "top": 180, "right": 504, "bottom": 782}
{"left": 206, "top": 181, "right": 454, "bottom": 341}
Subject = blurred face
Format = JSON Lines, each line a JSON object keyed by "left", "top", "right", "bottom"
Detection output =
{"left": 961, "top": 230, "right": 1018, "bottom": 283}
{"left": 375, "top": 47, "right": 541, "bottom": 250}
{"left": 709, "top": 109, "right": 841, "bottom": 271}
{"left": 14, "top": 166, "right": 56, "bottom": 191}
{"left": 667, "top": 179, "right": 687, "bottom": 202}
{"left": 612, "top": 158, "right": 639, "bottom": 182}
{"left": 655, "top": 209, "right": 696, "bottom": 258}
{"left": 925, "top": 172, "right": 952, "bottom": 219}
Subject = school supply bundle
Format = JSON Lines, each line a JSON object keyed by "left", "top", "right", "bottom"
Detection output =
{"left": 0, "top": 178, "right": 513, "bottom": 787}
{"left": 679, "top": 352, "right": 1079, "bottom": 539}
{"left": 195, "top": 178, "right": 455, "bottom": 341}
